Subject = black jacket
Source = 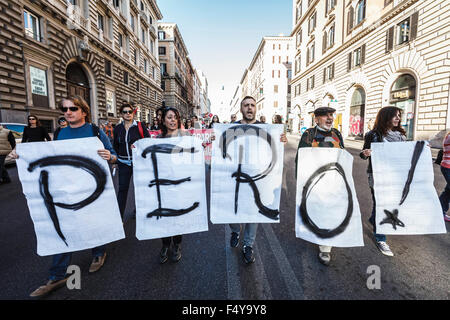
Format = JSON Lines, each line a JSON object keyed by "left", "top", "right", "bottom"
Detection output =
{"left": 360, "top": 129, "right": 383, "bottom": 174}
{"left": 113, "top": 121, "right": 149, "bottom": 160}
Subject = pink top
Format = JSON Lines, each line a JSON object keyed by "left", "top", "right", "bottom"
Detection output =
{"left": 441, "top": 132, "right": 450, "bottom": 169}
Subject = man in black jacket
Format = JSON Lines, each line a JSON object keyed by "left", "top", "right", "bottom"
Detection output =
{"left": 113, "top": 103, "right": 150, "bottom": 220}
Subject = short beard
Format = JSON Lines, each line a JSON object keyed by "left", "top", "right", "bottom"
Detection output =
{"left": 243, "top": 113, "right": 255, "bottom": 122}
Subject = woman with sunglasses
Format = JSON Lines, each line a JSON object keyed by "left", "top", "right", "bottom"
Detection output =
{"left": 22, "top": 114, "right": 51, "bottom": 143}
{"left": 113, "top": 103, "right": 150, "bottom": 220}
{"left": 157, "top": 107, "right": 190, "bottom": 264}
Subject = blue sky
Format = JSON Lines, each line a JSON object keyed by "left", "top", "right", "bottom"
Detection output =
{"left": 157, "top": 0, "right": 293, "bottom": 114}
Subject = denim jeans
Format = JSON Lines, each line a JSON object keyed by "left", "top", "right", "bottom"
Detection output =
{"left": 49, "top": 246, "right": 106, "bottom": 281}
{"left": 439, "top": 166, "right": 450, "bottom": 215}
{"left": 161, "top": 236, "right": 182, "bottom": 247}
{"left": 369, "top": 183, "right": 386, "bottom": 243}
{"left": 117, "top": 162, "right": 133, "bottom": 219}
{"left": 230, "top": 223, "right": 258, "bottom": 247}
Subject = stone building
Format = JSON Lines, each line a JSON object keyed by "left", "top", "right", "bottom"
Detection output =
{"left": 158, "top": 22, "right": 191, "bottom": 118}
{"left": 290, "top": 0, "right": 450, "bottom": 143}
{"left": 233, "top": 36, "right": 294, "bottom": 124}
{"left": 0, "top": 0, "right": 163, "bottom": 132}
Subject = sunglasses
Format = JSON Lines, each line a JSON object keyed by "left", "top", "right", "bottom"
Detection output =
{"left": 28, "top": 117, "right": 36, "bottom": 120}
{"left": 122, "top": 110, "right": 133, "bottom": 114}
{"left": 60, "top": 106, "right": 79, "bottom": 112}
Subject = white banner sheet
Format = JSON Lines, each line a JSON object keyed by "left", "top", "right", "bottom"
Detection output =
{"left": 133, "top": 136, "right": 208, "bottom": 240}
{"left": 295, "top": 148, "right": 364, "bottom": 247}
{"left": 371, "top": 141, "right": 446, "bottom": 235}
{"left": 16, "top": 137, "right": 125, "bottom": 256}
{"left": 210, "top": 124, "right": 284, "bottom": 224}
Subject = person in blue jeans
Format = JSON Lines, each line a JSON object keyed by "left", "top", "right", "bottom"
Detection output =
{"left": 360, "top": 106, "right": 406, "bottom": 257}
{"left": 14, "top": 96, "right": 118, "bottom": 298}
{"left": 229, "top": 96, "right": 287, "bottom": 264}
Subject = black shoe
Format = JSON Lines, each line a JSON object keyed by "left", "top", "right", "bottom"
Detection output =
{"left": 230, "top": 232, "right": 239, "bottom": 248}
{"left": 170, "top": 244, "right": 182, "bottom": 262}
{"left": 243, "top": 246, "right": 255, "bottom": 264}
{"left": 160, "top": 246, "right": 169, "bottom": 264}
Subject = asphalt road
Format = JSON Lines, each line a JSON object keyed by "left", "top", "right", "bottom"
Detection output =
{"left": 0, "top": 136, "right": 448, "bottom": 300}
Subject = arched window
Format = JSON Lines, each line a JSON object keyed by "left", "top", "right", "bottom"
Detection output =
{"left": 391, "top": 74, "right": 416, "bottom": 91}
{"left": 66, "top": 63, "right": 89, "bottom": 88}
{"left": 349, "top": 87, "right": 366, "bottom": 138}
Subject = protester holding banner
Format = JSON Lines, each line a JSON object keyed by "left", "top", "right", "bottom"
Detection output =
{"left": 157, "top": 107, "right": 190, "bottom": 264}
{"left": 113, "top": 103, "right": 150, "bottom": 220}
{"left": 296, "top": 106, "right": 345, "bottom": 266}
{"left": 228, "top": 96, "right": 287, "bottom": 264}
{"left": 23, "top": 96, "right": 118, "bottom": 298}
{"left": 360, "top": 106, "right": 406, "bottom": 257}
{"left": 22, "top": 114, "right": 51, "bottom": 143}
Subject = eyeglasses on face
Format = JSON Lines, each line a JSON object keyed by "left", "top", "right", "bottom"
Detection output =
{"left": 122, "top": 110, "right": 133, "bottom": 114}
{"left": 28, "top": 117, "right": 36, "bottom": 120}
{"left": 60, "top": 106, "right": 79, "bottom": 112}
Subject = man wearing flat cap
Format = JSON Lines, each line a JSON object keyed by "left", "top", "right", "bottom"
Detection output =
{"left": 295, "top": 106, "right": 345, "bottom": 266}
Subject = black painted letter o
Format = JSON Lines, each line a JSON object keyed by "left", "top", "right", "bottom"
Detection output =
{"left": 299, "top": 162, "right": 353, "bottom": 239}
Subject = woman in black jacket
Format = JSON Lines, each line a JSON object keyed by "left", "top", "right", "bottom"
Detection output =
{"left": 360, "top": 106, "right": 406, "bottom": 257}
{"left": 157, "top": 107, "right": 190, "bottom": 264}
{"left": 22, "top": 114, "right": 51, "bottom": 143}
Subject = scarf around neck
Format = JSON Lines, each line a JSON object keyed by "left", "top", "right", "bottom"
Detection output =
{"left": 384, "top": 130, "right": 406, "bottom": 142}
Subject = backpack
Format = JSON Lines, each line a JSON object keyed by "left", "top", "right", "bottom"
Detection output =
{"left": 137, "top": 121, "right": 144, "bottom": 138}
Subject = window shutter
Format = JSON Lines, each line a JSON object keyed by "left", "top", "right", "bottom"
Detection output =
{"left": 348, "top": 7, "right": 354, "bottom": 34}
{"left": 361, "top": 44, "right": 366, "bottom": 65}
{"left": 323, "top": 68, "right": 326, "bottom": 83}
{"left": 312, "top": 75, "right": 315, "bottom": 89}
{"left": 386, "top": 26, "right": 394, "bottom": 52}
{"left": 306, "top": 48, "right": 310, "bottom": 66}
{"left": 332, "top": 63, "right": 335, "bottom": 79}
{"left": 325, "top": 0, "right": 329, "bottom": 16}
{"left": 410, "top": 12, "right": 419, "bottom": 40}
{"left": 347, "top": 52, "right": 352, "bottom": 71}
{"left": 323, "top": 31, "right": 327, "bottom": 53}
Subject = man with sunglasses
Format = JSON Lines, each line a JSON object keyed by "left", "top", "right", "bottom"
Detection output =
{"left": 295, "top": 106, "right": 345, "bottom": 266}
{"left": 113, "top": 103, "right": 149, "bottom": 221}
{"left": 24, "top": 96, "right": 118, "bottom": 298}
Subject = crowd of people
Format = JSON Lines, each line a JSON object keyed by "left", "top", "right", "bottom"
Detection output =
{"left": 1, "top": 94, "right": 448, "bottom": 298}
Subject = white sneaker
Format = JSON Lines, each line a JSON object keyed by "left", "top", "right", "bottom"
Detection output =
{"left": 376, "top": 241, "right": 394, "bottom": 257}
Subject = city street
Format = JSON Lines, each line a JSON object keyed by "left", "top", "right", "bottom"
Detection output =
{"left": 0, "top": 136, "right": 448, "bottom": 300}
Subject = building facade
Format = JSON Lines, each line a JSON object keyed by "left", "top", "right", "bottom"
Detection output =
{"left": 290, "top": 0, "right": 450, "bottom": 143}
{"left": 0, "top": 0, "right": 164, "bottom": 131}
{"left": 234, "top": 37, "right": 294, "bottom": 124}
{"left": 158, "top": 22, "right": 192, "bottom": 118}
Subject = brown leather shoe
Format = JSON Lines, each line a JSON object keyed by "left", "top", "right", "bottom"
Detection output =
{"left": 29, "top": 278, "right": 67, "bottom": 298}
{"left": 89, "top": 252, "right": 107, "bottom": 273}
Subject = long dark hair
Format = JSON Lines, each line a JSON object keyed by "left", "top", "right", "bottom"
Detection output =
{"left": 27, "top": 114, "right": 41, "bottom": 127}
{"left": 373, "top": 106, "right": 406, "bottom": 137}
{"left": 161, "top": 107, "right": 181, "bottom": 137}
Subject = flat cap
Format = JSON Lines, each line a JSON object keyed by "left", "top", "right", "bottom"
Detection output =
{"left": 314, "top": 107, "right": 336, "bottom": 116}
